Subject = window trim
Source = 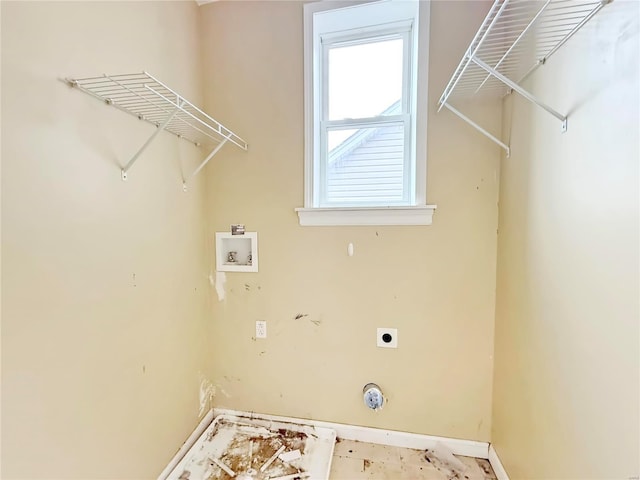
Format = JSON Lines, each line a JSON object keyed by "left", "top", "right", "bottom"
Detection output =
{"left": 301, "top": 0, "right": 435, "bottom": 226}
{"left": 296, "top": 205, "right": 436, "bottom": 226}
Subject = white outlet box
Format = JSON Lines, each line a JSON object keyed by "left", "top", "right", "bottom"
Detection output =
{"left": 377, "top": 328, "right": 398, "bottom": 348}
{"left": 256, "top": 321, "right": 267, "bottom": 339}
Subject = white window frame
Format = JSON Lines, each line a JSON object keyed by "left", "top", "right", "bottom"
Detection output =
{"left": 297, "top": 0, "right": 436, "bottom": 226}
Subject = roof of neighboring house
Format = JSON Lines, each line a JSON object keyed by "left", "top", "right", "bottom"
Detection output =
{"left": 328, "top": 100, "right": 402, "bottom": 165}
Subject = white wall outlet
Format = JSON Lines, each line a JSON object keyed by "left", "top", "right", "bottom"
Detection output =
{"left": 377, "top": 328, "right": 398, "bottom": 348}
{"left": 255, "top": 320, "right": 267, "bottom": 339}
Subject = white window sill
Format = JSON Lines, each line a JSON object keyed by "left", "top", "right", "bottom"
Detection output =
{"left": 295, "top": 205, "right": 437, "bottom": 226}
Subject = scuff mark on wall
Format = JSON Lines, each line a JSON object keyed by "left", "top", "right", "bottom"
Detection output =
{"left": 212, "top": 271, "right": 226, "bottom": 301}
{"left": 293, "top": 313, "right": 322, "bottom": 327}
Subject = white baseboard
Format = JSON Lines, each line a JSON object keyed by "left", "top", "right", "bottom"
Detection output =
{"left": 157, "top": 410, "right": 215, "bottom": 480}
{"left": 213, "top": 408, "right": 489, "bottom": 459}
{"left": 488, "top": 445, "right": 510, "bottom": 480}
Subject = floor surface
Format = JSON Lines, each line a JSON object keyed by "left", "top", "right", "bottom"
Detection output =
{"left": 329, "top": 439, "right": 497, "bottom": 480}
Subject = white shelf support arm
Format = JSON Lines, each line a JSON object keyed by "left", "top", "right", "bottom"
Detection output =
{"left": 121, "top": 101, "right": 183, "bottom": 180}
{"left": 471, "top": 56, "right": 568, "bottom": 132}
{"left": 182, "top": 137, "right": 230, "bottom": 191}
{"left": 442, "top": 102, "right": 510, "bottom": 157}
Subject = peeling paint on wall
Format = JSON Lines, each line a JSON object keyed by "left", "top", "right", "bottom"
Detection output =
{"left": 199, "top": 374, "right": 215, "bottom": 418}
{"left": 199, "top": 374, "right": 233, "bottom": 417}
{"left": 212, "top": 271, "right": 226, "bottom": 301}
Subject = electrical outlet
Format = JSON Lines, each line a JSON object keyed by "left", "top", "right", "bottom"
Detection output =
{"left": 256, "top": 321, "right": 267, "bottom": 339}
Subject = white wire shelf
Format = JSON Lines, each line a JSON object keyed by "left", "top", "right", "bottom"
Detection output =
{"left": 438, "top": 0, "right": 611, "bottom": 156}
{"left": 66, "top": 72, "right": 247, "bottom": 186}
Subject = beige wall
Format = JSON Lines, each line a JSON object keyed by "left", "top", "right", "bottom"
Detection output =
{"left": 11, "top": 1, "right": 632, "bottom": 478}
{"left": 492, "top": 1, "right": 640, "bottom": 478}
{"left": 200, "top": 0, "right": 501, "bottom": 441}
{"left": 1, "top": 2, "right": 212, "bottom": 478}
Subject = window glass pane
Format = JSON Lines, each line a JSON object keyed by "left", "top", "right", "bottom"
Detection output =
{"left": 328, "top": 37, "right": 403, "bottom": 121}
{"left": 325, "top": 124, "right": 405, "bottom": 204}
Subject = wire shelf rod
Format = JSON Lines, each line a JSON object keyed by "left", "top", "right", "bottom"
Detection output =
{"left": 144, "top": 74, "right": 227, "bottom": 129}
{"left": 478, "top": 26, "right": 573, "bottom": 41}
{"left": 112, "top": 71, "right": 244, "bottom": 149}
{"left": 76, "top": 79, "right": 153, "bottom": 88}
{"left": 67, "top": 71, "right": 248, "bottom": 183}
{"left": 477, "top": 10, "right": 599, "bottom": 34}
{"left": 533, "top": 23, "right": 595, "bottom": 34}
{"left": 165, "top": 117, "right": 224, "bottom": 145}
{"left": 474, "top": 0, "right": 552, "bottom": 93}
{"left": 439, "top": 0, "right": 607, "bottom": 106}
{"left": 543, "top": 1, "right": 610, "bottom": 59}
{"left": 480, "top": 15, "right": 543, "bottom": 28}
{"left": 148, "top": 114, "right": 219, "bottom": 144}
{"left": 69, "top": 73, "right": 150, "bottom": 83}
{"left": 108, "top": 74, "right": 177, "bottom": 117}
{"left": 144, "top": 86, "right": 246, "bottom": 150}
{"left": 438, "top": 0, "right": 510, "bottom": 109}
{"left": 143, "top": 84, "right": 246, "bottom": 150}
{"left": 543, "top": 3, "right": 601, "bottom": 14}
{"left": 472, "top": 44, "right": 528, "bottom": 55}
{"left": 122, "top": 102, "right": 183, "bottom": 178}
{"left": 436, "top": 0, "right": 611, "bottom": 151}
{"left": 70, "top": 80, "right": 195, "bottom": 143}
{"left": 538, "top": 8, "right": 602, "bottom": 19}
{"left": 534, "top": 15, "right": 600, "bottom": 26}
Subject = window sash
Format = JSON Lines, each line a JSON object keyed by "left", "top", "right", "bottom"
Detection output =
{"left": 319, "top": 117, "right": 412, "bottom": 207}
{"left": 316, "top": 27, "right": 414, "bottom": 207}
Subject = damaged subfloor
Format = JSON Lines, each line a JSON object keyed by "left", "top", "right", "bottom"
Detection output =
{"left": 170, "top": 415, "right": 336, "bottom": 480}
{"left": 329, "top": 439, "right": 497, "bottom": 480}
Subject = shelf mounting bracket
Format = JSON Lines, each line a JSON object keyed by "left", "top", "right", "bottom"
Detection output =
{"left": 470, "top": 56, "right": 568, "bottom": 131}
{"left": 121, "top": 101, "right": 184, "bottom": 181}
{"left": 182, "top": 137, "right": 230, "bottom": 192}
{"left": 442, "top": 102, "right": 510, "bottom": 157}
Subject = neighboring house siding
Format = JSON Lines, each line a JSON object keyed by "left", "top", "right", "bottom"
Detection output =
{"left": 327, "top": 124, "right": 404, "bottom": 203}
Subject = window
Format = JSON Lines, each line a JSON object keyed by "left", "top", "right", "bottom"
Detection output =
{"left": 297, "top": 0, "right": 436, "bottom": 226}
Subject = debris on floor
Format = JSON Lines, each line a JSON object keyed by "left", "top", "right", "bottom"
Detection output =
{"left": 331, "top": 438, "right": 497, "bottom": 480}
{"left": 424, "top": 442, "right": 468, "bottom": 479}
{"left": 168, "top": 415, "right": 336, "bottom": 480}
